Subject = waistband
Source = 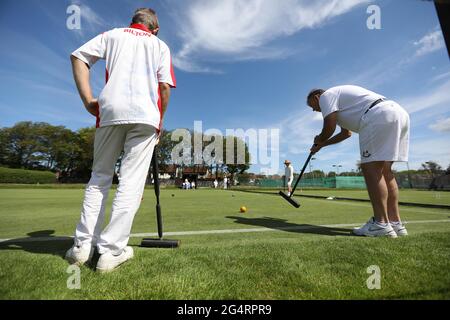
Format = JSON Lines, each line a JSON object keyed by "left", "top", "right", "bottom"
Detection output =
{"left": 363, "top": 98, "right": 387, "bottom": 115}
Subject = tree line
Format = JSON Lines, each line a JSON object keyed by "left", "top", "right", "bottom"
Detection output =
{"left": 0, "top": 122, "right": 251, "bottom": 182}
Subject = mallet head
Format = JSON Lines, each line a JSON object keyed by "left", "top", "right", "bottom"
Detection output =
{"left": 140, "top": 238, "right": 181, "bottom": 248}
{"left": 278, "top": 191, "right": 300, "bottom": 208}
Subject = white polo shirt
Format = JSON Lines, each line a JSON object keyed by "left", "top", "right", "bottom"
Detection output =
{"left": 72, "top": 23, "right": 176, "bottom": 129}
{"left": 319, "top": 85, "right": 385, "bottom": 133}
{"left": 285, "top": 165, "right": 294, "bottom": 182}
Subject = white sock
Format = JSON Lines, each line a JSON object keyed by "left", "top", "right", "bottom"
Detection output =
{"left": 375, "top": 221, "right": 389, "bottom": 228}
{"left": 390, "top": 221, "right": 401, "bottom": 226}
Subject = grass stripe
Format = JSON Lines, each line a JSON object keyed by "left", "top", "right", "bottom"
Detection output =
{"left": 1, "top": 219, "right": 449, "bottom": 243}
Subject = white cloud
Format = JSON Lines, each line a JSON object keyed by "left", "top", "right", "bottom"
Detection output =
{"left": 399, "top": 78, "right": 450, "bottom": 114}
{"left": 430, "top": 70, "right": 450, "bottom": 83}
{"left": 430, "top": 118, "right": 450, "bottom": 132}
{"left": 269, "top": 108, "right": 361, "bottom": 172}
{"left": 0, "top": 31, "right": 73, "bottom": 87}
{"left": 171, "top": 0, "right": 368, "bottom": 72}
{"left": 408, "top": 136, "right": 450, "bottom": 169}
{"left": 414, "top": 30, "right": 445, "bottom": 57}
{"left": 278, "top": 110, "right": 323, "bottom": 154}
{"left": 67, "top": 1, "right": 111, "bottom": 39}
{"left": 342, "top": 27, "right": 447, "bottom": 89}
{"left": 80, "top": 3, "right": 107, "bottom": 29}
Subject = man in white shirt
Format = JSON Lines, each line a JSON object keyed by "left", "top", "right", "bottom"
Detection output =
{"left": 223, "top": 177, "right": 228, "bottom": 189}
{"left": 284, "top": 160, "right": 294, "bottom": 196}
{"left": 65, "top": 8, "right": 176, "bottom": 272}
{"left": 307, "top": 85, "right": 409, "bottom": 238}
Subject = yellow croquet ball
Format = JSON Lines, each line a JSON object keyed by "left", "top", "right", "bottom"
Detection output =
{"left": 240, "top": 206, "right": 247, "bottom": 213}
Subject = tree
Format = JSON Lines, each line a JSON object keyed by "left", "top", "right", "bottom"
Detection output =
{"left": 0, "top": 128, "right": 8, "bottom": 165}
{"left": 421, "top": 161, "right": 443, "bottom": 176}
{"left": 1, "top": 122, "right": 42, "bottom": 169}
{"left": 328, "top": 171, "right": 336, "bottom": 177}
{"left": 67, "top": 127, "right": 96, "bottom": 181}
{"left": 168, "top": 129, "right": 251, "bottom": 179}
{"left": 339, "top": 171, "right": 361, "bottom": 176}
{"left": 223, "top": 135, "right": 251, "bottom": 178}
{"left": 52, "top": 130, "right": 82, "bottom": 172}
{"left": 35, "top": 123, "right": 79, "bottom": 170}
{"left": 156, "top": 129, "right": 178, "bottom": 165}
{"left": 304, "top": 170, "right": 325, "bottom": 179}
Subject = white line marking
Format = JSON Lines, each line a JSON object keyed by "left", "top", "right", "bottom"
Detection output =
{"left": 1, "top": 219, "right": 449, "bottom": 243}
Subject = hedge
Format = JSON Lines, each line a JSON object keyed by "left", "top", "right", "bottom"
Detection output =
{"left": 0, "top": 167, "right": 56, "bottom": 184}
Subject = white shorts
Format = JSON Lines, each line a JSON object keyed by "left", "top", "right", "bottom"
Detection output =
{"left": 286, "top": 178, "right": 293, "bottom": 187}
{"left": 359, "top": 101, "right": 410, "bottom": 164}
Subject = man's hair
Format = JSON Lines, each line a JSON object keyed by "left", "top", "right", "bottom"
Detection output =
{"left": 132, "top": 8, "right": 159, "bottom": 30}
{"left": 306, "top": 88, "right": 325, "bottom": 103}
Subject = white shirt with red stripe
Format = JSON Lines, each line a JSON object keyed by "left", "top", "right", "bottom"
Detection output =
{"left": 72, "top": 23, "right": 176, "bottom": 129}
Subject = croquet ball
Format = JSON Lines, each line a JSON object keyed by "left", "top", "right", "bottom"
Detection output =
{"left": 240, "top": 206, "right": 247, "bottom": 213}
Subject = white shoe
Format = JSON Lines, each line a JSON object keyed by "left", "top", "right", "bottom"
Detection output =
{"left": 353, "top": 217, "right": 398, "bottom": 238}
{"left": 65, "top": 244, "right": 95, "bottom": 265}
{"left": 96, "top": 246, "right": 134, "bottom": 273}
{"left": 390, "top": 221, "right": 408, "bottom": 236}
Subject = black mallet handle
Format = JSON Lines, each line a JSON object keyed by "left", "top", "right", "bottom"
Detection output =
{"left": 151, "top": 148, "right": 163, "bottom": 239}
{"left": 290, "top": 149, "right": 315, "bottom": 197}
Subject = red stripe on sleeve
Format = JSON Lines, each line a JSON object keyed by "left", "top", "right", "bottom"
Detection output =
{"left": 170, "top": 56, "right": 176, "bottom": 88}
{"left": 157, "top": 86, "right": 162, "bottom": 132}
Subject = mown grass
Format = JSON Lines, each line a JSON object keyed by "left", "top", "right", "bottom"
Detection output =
{"left": 236, "top": 187, "right": 450, "bottom": 207}
{"left": 0, "top": 188, "right": 449, "bottom": 299}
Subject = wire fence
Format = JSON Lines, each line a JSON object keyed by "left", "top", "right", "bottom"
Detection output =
{"left": 239, "top": 174, "right": 450, "bottom": 190}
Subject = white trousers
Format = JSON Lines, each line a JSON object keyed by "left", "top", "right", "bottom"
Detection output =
{"left": 74, "top": 124, "right": 157, "bottom": 254}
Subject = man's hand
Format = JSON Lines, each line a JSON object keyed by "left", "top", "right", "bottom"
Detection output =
{"left": 314, "top": 135, "right": 324, "bottom": 145}
{"left": 85, "top": 99, "right": 98, "bottom": 117}
{"left": 310, "top": 144, "right": 322, "bottom": 154}
{"left": 311, "top": 136, "right": 325, "bottom": 154}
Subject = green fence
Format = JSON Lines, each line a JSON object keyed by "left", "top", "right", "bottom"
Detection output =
{"left": 256, "top": 174, "right": 450, "bottom": 190}
{"left": 257, "top": 176, "right": 367, "bottom": 189}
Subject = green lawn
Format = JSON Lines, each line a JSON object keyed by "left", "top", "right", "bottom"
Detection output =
{"left": 296, "top": 189, "right": 450, "bottom": 206}
{"left": 0, "top": 187, "right": 449, "bottom": 299}
{"left": 237, "top": 187, "right": 450, "bottom": 207}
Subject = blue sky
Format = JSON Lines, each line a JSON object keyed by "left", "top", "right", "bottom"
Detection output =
{"left": 0, "top": 0, "right": 449, "bottom": 174}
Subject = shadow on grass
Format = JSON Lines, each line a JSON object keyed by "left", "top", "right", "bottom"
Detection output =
{"left": 226, "top": 216, "right": 352, "bottom": 237}
{"left": 0, "top": 230, "right": 74, "bottom": 258}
